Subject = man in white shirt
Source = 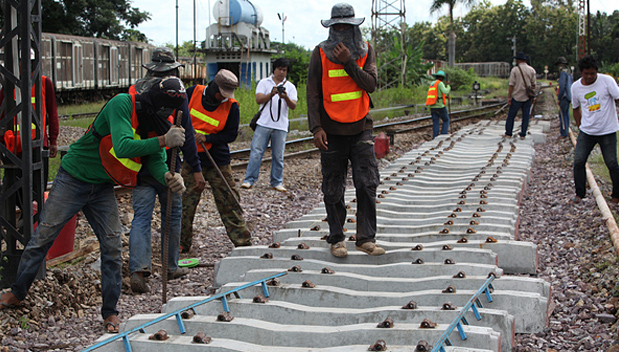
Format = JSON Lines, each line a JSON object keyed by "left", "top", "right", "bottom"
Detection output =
{"left": 241, "top": 58, "right": 297, "bottom": 192}
{"left": 571, "top": 55, "right": 619, "bottom": 204}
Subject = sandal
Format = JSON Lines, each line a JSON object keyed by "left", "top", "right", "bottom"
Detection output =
{"left": 104, "top": 315, "right": 120, "bottom": 334}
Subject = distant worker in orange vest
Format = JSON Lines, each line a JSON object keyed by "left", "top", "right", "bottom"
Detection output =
{"left": 0, "top": 48, "right": 59, "bottom": 183}
{"left": 0, "top": 76, "right": 188, "bottom": 334}
{"left": 180, "top": 69, "right": 252, "bottom": 252}
{"left": 425, "top": 70, "right": 451, "bottom": 139}
{"left": 307, "top": 3, "right": 385, "bottom": 258}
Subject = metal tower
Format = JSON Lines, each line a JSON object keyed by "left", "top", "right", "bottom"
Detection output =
{"left": 577, "top": 0, "right": 587, "bottom": 59}
{"left": 371, "top": 0, "right": 407, "bottom": 89}
{"left": 1, "top": 0, "right": 45, "bottom": 288}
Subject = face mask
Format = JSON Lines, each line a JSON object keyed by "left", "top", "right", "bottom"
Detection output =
{"left": 157, "top": 107, "right": 175, "bottom": 122}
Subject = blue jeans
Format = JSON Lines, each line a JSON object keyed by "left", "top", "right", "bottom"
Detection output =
{"left": 505, "top": 98, "right": 532, "bottom": 137}
{"left": 129, "top": 176, "right": 181, "bottom": 275}
{"left": 11, "top": 167, "right": 122, "bottom": 320}
{"left": 431, "top": 107, "right": 450, "bottom": 138}
{"left": 573, "top": 131, "right": 619, "bottom": 199}
{"left": 321, "top": 130, "right": 380, "bottom": 246}
{"left": 243, "top": 125, "right": 287, "bottom": 187}
{"left": 559, "top": 98, "right": 571, "bottom": 137}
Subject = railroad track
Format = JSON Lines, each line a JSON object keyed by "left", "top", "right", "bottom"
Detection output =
{"left": 87, "top": 115, "right": 551, "bottom": 351}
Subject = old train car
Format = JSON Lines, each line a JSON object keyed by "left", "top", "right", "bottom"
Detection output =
{"left": 41, "top": 33, "right": 156, "bottom": 101}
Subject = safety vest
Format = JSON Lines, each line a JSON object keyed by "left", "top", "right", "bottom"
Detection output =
{"left": 2, "top": 76, "right": 47, "bottom": 154}
{"left": 188, "top": 85, "right": 236, "bottom": 152}
{"left": 89, "top": 93, "right": 143, "bottom": 188}
{"left": 425, "top": 80, "right": 446, "bottom": 106}
{"left": 319, "top": 46, "right": 370, "bottom": 123}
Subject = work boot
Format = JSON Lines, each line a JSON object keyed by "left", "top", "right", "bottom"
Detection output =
{"left": 330, "top": 241, "right": 348, "bottom": 258}
{"left": 167, "top": 266, "right": 189, "bottom": 280}
{"left": 355, "top": 242, "right": 386, "bottom": 256}
{"left": 130, "top": 272, "right": 149, "bottom": 294}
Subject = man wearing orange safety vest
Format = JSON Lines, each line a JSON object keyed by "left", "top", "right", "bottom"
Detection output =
{"left": 425, "top": 70, "right": 451, "bottom": 139}
{"left": 180, "top": 69, "right": 252, "bottom": 252}
{"left": 307, "top": 3, "right": 385, "bottom": 258}
{"left": 0, "top": 49, "right": 59, "bottom": 183}
{"left": 0, "top": 76, "right": 188, "bottom": 334}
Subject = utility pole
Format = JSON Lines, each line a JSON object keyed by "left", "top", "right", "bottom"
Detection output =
{"left": 278, "top": 13, "right": 287, "bottom": 44}
{"left": 371, "top": 0, "right": 407, "bottom": 89}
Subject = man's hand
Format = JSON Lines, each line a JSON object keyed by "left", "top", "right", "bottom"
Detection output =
{"left": 164, "top": 126, "right": 186, "bottom": 148}
{"left": 195, "top": 133, "right": 206, "bottom": 144}
{"left": 193, "top": 171, "right": 206, "bottom": 193}
{"left": 313, "top": 130, "right": 328, "bottom": 150}
{"left": 49, "top": 143, "right": 57, "bottom": 158}
{"left": 165, "top": 171, "right": 186, "bottom": 193}
{"left": 333, "top": 43, "right": 351, "bottom": 63}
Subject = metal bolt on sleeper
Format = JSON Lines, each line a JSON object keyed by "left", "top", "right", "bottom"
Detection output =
{"left": 148, "top": 330, "right": 169, "bottom": 341}
{"left": 193, "top": 332, "right": 212, "bottom": 344}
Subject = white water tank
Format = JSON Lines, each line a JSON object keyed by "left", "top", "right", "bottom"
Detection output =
{"left": 212, "top": 0, "right": 263, "bottom": 27}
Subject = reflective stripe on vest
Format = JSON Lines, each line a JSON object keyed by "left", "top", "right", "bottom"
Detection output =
{"left": 188, "top": 85, "right": 236, "bottom": 152}
{"left": 320, "top": 46, "right": 370, "bottom": 123}
{"left": 97, "top": 93, "right": 143, "bottom": 188}
{"left": 425, "top": 80, "right": 446, "bottom": 106}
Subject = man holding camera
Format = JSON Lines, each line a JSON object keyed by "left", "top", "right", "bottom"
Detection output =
{"left": 241, "top": 58, "right": 297, "bottom": 192}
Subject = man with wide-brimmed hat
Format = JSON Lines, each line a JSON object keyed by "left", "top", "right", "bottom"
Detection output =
{"left": 504, "top": 51, "right": 537, "bottom": 139}
{"left": 307, "top": 2, "right": 385, "bottom": 258}
{"left": 127, "top": 48, "right": 205, "bottom": 294}
{"left": 425, "top": 70, "right": 452, "bottom": 138}
{"left": 554, "top": 56, "right": 573, "bottom": 138}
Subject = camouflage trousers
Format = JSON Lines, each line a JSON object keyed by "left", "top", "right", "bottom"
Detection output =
{"left": 180, "top": 161, "right": 251, "bottom": 250}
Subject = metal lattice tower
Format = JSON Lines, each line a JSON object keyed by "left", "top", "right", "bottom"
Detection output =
{"left": 1, "top": 0, "right": 44, "bottom": 288}
{"left": 577, "top": 0, "right": 586, "bottom": 59}
{"left": 371, "top": 0, "right": 406, "bottom": 89}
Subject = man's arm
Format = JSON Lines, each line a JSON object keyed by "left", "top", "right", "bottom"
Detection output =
{"left": 507, "top": 86, "right": 514, "bottom": 105}
{"left": 202, "top": 103, "right": 240, "bottom": 145}
{"left": 338, "top": 44, "right": 378, "bottom": 93}
{"left": 307, "top": 47, "right": 323, "bottom": 135}
{"left": 44, "top": 77, "right": 59, "bottom": 158}
{"left": 573, "top": 106, "right": 582, "bottom": 127}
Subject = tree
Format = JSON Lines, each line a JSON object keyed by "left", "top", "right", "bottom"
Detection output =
{"left": 0, "top": 0, "right": 151, "bottom": 41}
{"left": 429, "top": 0, "right": 477, "bottom": 67}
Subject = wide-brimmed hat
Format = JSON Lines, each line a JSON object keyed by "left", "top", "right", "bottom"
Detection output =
{"left": 142, "top": 47, "right": 184, "bottom": 73}
{"left": 214, "top": 69, "right": 239, "bottom": 99}
{"left": 432, "top": 70, "right": 446, "bottom": 78}
{"left": 321, "top": 3, "right": 365, "bottom": 28}
{"left": 513, "top": 52, "right": 528, "bottom": 61}
{"left": 554, "top": 56, "right": 568, "bottom": 65}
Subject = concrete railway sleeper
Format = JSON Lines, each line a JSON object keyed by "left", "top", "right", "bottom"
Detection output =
{"left": 89, "top": 118, "right": 552, "bottom": 351}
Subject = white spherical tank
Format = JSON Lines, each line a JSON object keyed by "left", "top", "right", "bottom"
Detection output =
{"left": 212, "top": 0, "right": 263, "bottom": 27}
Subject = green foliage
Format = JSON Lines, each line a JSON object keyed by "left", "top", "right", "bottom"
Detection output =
{"left": 19, "top": 316, "right": 30, "bottom": 330}
{"left": 601, "top": 62, "right": 619, "bottom": 79}
{"left": 439, "top": 67, "right": 478, "bottom": 90}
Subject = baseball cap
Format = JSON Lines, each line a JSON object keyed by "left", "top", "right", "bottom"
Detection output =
{"left": 214, "top": 69, "right": 239, "bottom": 99}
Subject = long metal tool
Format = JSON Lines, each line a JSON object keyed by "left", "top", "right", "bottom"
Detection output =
{"left": 199, "top": 141, "right": 243, "bottom": 213}
{"left": 551, "top": 90, "right": 566, "bottom": 131}
{"left": 162, "top": 110, "right": 183, "bottom": 305}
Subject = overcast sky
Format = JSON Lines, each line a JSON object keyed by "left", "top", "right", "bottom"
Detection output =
{"left": 130, "top": 0, "right": 617, "bottom": 50}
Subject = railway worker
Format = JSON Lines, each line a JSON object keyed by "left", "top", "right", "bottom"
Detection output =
{"left": 570, "top": 55, "right": 619, "bottom": 204}
{"left": 0, "top": 48, "right": 59, "bottom": 183}
{"left": 127, "top": 47, "right": 206, "bottom": 294}
{"left": 180, "top": 69, "right": 252, "bottom": 252}
{"left": 241, "top": 58, "right": 298, "bottom": 192}
{"left": 554, "top": 56, "right": 573, "bottom": 139}
{"left": 504, "top": 52, "right": 536, "bottom": 139}
{"left": 0, "top": 76, "right": 188, "bottom": 334}
{"left": 307, "top": 2, "right": 385, "bottom": 257}
{"left": 425, "top": 70, "right": 451, "bottom": 139}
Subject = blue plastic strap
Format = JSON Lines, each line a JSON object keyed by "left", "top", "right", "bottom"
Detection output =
{"left": 456, "top": 322, "right": 467, "bottom": 340}
{"left": 175, "top": 313, "right": 186, "bottom": 334}
{"left": 471, "top": 304, "right": 482, "bottom": 320}
{"left": 261, "top": 281, "right": 270, "bottom": 297}
{"left": 221, "top": 295, "right": 230, "bottom": 312}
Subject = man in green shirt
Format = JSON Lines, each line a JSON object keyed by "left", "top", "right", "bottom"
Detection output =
{"left": 0, "top": 76, "right": 187, "bottom": 334}
{"left": 425, "top": 70, "right": 451, "bottom": 138}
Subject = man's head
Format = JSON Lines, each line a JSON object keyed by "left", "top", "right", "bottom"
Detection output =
{"left": 272, "top": 58, "right": 290, "bottom": 81}
{"left": 554, "top": 56, "right": 568, "bottom": 67}
{"left": 321, "top": 3, "right": 365, "bottom": 28}
{"left": 578, "top": 55, "right": 600, "bottom": 86}
{"left": 143, "top": 47, "right": 184, "bottom": 74}
{"left": 513, "top": 52, "right": 528, "bottom": 63}
{"left": 213, "top": 69, "right": 239, "bottom": 100}
{"left": 432, "top": 70, "right": 446, "bottom": 81}
{"left": 141, "top": 76, "right": 187, "bottom": 111}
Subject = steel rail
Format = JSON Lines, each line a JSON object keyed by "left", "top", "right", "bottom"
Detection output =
{"left": 82, "top": 271, "right": 287, "bottom": 352}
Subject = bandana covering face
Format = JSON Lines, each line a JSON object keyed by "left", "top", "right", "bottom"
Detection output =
{"left": 319, "top": 25, "right": 368, "bottom": 65}
{"left": 136, "top": 76, "right": 186, "bottom": 138}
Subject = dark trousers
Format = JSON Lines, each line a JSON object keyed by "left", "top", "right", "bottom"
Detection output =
{"left": 431, "top": 107, "right": 450, "bottom": 138}
{"left": 559, "top": 99, "right": 571, "bottom": 137}
{"left": 573, "top": 131, "right": 619, "bottom": 199}
{"left": 320, "top": 130, "right": 379, "bottom": 246}
{"left": 505, "top": 98, "right": 532, "bottom": 137}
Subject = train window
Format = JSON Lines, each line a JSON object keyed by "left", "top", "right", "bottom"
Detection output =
{"left": 110, "top": 47, "right": 119, "bottom": 85}
{"left": 73, "top": 45, "right": 83, "bottom": 86}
